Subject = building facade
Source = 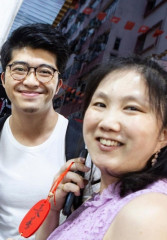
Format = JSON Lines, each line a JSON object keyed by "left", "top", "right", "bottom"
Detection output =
{"left": 54, "top": 0, "right": 167, "bottom": 119}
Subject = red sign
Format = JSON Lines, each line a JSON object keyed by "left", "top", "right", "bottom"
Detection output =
{"left": 76, "top": 91, "right": 81, "bottom": 96}
{"left": 74, "top": 3, "right": 79, "bottom": 9}
{"left": 110, "top": 16, "right": 120, "bottom": 23}
{"left": 153, "top": 29, "right": 164, "bottom": 37}
{"left": 83, "top": 7, "right": 93, "bottom": 15}
{"left": 71, "top": 89, "right": 76, "bottom": 94}
{"left": 66, "top": 87, "right": 72, "bottom": 92}
{"left": 124, "top": 21, "right": 135, "bottom": 30}
{"left": 97, "top": 12, "right": 107, "bottom": 21}
{"left": 138, "top": 25, "right": 149, "bottom": 33}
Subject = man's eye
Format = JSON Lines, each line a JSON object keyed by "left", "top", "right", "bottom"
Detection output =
{"left": 40, "top": 70, "right": 51, "bottom": 74}
{"left": 12, "top": 66, "right": 25, "bottom": 71}
{"left": 13, "top": 67, "right": 26, "bottom": 72}
{"left": 17, "top": 68, "right": 25, "bottom": 71}
{"left": 38, "top": 68, "right": 53, "bottom": 75}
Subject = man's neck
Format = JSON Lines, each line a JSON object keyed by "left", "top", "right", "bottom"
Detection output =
{"left": 9, "top": 108, "right": 58, "bottom": 146}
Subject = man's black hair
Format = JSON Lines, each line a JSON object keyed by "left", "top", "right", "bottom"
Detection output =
{"left": 0, "top": 23, "right": 70, "bottom": 73}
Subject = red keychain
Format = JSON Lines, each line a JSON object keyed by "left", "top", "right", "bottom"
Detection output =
{"left": 19, "top": 162, "right": 74, "bottom": 238}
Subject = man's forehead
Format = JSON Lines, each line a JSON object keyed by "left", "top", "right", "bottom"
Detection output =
{"left": 10, "top": 47, "right": 57, "bottom": 66}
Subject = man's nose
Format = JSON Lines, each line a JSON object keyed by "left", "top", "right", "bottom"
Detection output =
{"left": 22, "top": 69, "right": 39, "bottom": 87}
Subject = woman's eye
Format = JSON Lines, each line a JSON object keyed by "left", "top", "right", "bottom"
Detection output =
{"left": 94, "top": 102, "right": 106, "bottom": 107}
{"left": 125, "top": 106, "right": 140, "bottom": 111}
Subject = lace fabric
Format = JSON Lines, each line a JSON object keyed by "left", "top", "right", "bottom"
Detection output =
{"left": 47, "top": 179, "right": 167, "bottom": 240}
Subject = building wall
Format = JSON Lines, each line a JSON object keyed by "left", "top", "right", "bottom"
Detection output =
{"left": 139, "top": 0, "right": 167, "bottom": 56}
{"left": 55, "top": 0, "right": 167, "bottom": 118}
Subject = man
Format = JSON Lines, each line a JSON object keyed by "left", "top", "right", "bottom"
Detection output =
{"left": 0, "top": 23, "right": 87, "bottom": 240}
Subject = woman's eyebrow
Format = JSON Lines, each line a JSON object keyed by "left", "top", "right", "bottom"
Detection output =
{"left": 93, "top": 91, "right": 108, "bottom": 100}
{"left": 93, "top": 92, "right": 149, "bottom": 107}
{"left": 122, "top": 95, "right": 149, "bottom": 105}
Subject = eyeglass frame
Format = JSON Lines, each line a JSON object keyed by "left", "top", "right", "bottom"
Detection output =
{"left": 6, "top": 61, "right": 60, "bottom": 83}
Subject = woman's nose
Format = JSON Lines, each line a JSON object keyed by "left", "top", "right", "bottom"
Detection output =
{"left": 98, "top": 111, "right": 121, "bottom": 132}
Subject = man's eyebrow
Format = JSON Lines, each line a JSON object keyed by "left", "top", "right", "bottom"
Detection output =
{"left": 10, "top": 61, "right": 56, "bottom": 69}
{"left": 11, "top": 61, "right": 28, "bottom": 65}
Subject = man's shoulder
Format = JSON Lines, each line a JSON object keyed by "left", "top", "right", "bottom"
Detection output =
{"left": 56, "top": 113, "right": 68, "bottom": 125}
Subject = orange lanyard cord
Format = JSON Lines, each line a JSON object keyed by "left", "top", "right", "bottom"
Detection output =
{"left": 47, "top": 161, "right": 74, "bottom": 203}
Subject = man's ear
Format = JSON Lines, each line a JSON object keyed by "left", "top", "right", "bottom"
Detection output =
{"left": 55, "top": 78, "right": 62, "bottom": 95}
{"left": 1, "top": 72, "right": 5, "bottom": 87}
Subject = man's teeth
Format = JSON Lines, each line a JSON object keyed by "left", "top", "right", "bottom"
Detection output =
{"left": 100, "top": 138, "right": 121, "bottom": 146}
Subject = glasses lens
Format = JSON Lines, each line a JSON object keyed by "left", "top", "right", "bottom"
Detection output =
{"left": 36, "top": 66, "right": 54, "bottom": 83}
{"left": 10, "top": 63, "right": 28, "bottom": 80}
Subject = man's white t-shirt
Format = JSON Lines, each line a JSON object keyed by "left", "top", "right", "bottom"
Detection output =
{"left": 0, "top": 114, "right": 68, "bottom": 240}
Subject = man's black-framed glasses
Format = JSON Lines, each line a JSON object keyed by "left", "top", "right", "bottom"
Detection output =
{"left": 7, "top": 62, "right": 60, "bottom": 83}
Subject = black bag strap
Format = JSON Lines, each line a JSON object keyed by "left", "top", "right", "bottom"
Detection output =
{"left": 64, "top": 118, "right": 86, "bottom": 214}
{"left": 65, "top": 118, "right": 85, "bottom": 161}
{"left": 0, "top": 115, "right": 9, "bottom": 131}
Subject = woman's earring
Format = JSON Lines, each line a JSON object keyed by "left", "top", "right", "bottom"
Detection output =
{"left": 151, "top": 150, "right": 160, "bottom": 166}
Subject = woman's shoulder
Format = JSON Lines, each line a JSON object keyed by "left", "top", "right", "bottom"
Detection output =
{"left": 104, "top": 190, "right": 167, "bottom": 240}
{"left": 122, "top": 190, "right": 167, "bottom": 216}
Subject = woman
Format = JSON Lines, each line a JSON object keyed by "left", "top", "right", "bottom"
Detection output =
{"left": 8, "top": 56, "right": 167, "bottom": 239}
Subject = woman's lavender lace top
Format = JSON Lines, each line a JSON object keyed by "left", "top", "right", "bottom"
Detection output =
{"left": 47, "top": 180, "right": 167, "bottom": 240}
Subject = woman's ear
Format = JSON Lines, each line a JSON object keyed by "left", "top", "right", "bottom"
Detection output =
{"left": 158, "top": 128, "right": 167, "bottom": 149}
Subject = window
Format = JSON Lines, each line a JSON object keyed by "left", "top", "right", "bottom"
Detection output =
{"left": 80, "top": 0, "right": 86, "bottom": 5}
{"left": 145, "top": 0, "right": 156, "bottom": 14}
{"left": 113, "top": 37, "right": 121, "bottom": 50}
{"left": 87, "top": 32, "right": 109, "bottom": 62}
{"left": 89, "top": 17, "right": 101, "bottom": 29}
{"left": 71, "top": 60, "right": 82, "bottom": 75}
{"left": 90, "top": 0, "right": 101, "bottom": 9}
{"left": 135, "top": 34, "right": 147, "bottom": 54}
{"left": 134, "top": 21, "right": 163, "bottom": 54}
{"left": 66, "top": 24, "right": 77, "bottom": 38}
{"left": 75, "top": 13, "right": 85, "bottom": 26}
{"left": 62, "top": 66, "right": 72, "bottom": 81}
{"left": 68, "top": 9, "right": 77, "bottom": 22}
{"left": 144, "top": 0, "right": 166, "bottom": 17}
{"left": 103, "top": 0, "right": 120, "bottom": 21}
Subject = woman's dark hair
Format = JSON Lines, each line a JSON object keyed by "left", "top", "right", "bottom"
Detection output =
{"left": 83, "top": 56, "right": 167, "bottom": 197}
{"left": 0, "top": 23, "right": 70, "bottom": 73}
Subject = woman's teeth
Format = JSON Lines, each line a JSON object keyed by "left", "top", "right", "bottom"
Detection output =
{"left": 100, "top": 138, "right": 121, "bottom": 146}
